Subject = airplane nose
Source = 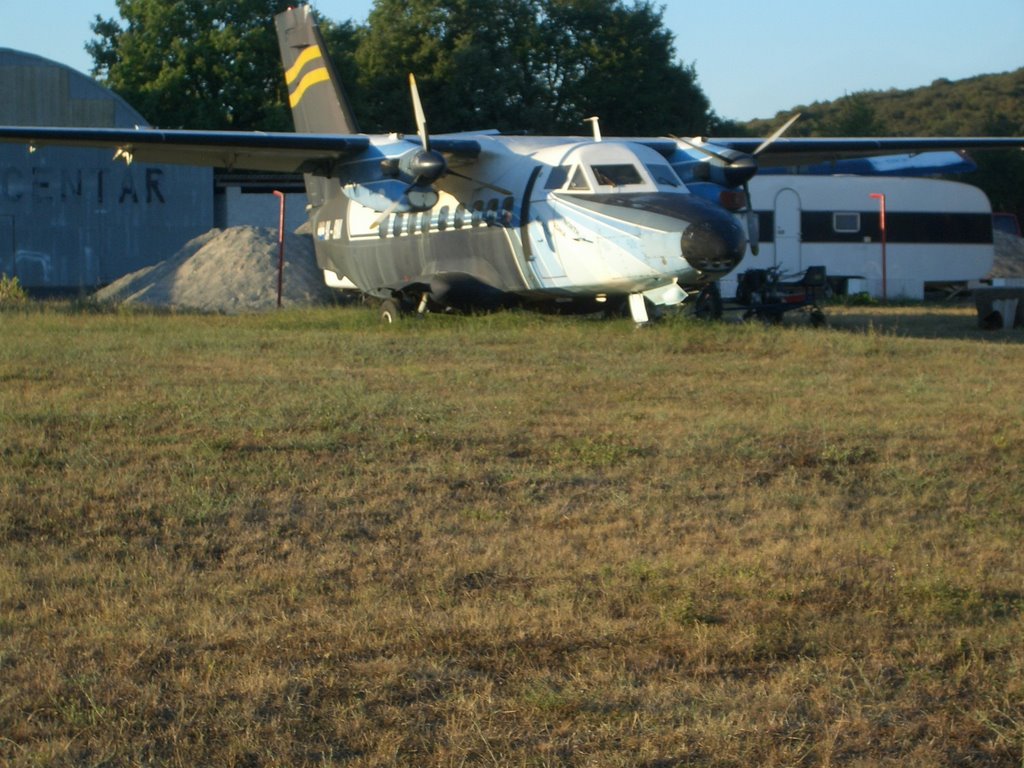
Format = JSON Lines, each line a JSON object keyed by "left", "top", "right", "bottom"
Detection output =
{"left": 680, "top": 215, "right": 747, "bottom": 275}
{"left": 553, "top": 192, "right": 748, "bottom": 276}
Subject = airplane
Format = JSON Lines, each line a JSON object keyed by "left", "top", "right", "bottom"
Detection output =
{"left": 2, "top": 4, "right": 1023, "bottom": 324}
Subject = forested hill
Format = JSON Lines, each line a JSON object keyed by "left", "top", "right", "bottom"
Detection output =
{"left": 738, "top": 68, "right": 1024, "bottom": 219}
{"left": 741, "top": 68, "right": 1024, "bottom": 137}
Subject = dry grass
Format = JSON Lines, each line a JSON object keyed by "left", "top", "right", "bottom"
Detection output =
{"left": 1, "top": 303, "right": 1023, "bottom": 766}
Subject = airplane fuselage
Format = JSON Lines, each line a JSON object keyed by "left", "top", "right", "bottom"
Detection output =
{"left": 308, "top": 135, "right": 748, "bottom": 313}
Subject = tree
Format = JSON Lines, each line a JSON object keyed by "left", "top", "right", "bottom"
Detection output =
{"left": 352, "top": 0, "right": 714, "bottom": 135}
{"left": 822, "top": 92, "right": 887, "bottom": 137}
{"left": 87, "top": 0, "right": 301, "bottom": 130}
{"left": 535, "top": 0, "right": 711, "bottom": 135}
{"left": 353, "top": 0, "right": 544, "bottom": 133}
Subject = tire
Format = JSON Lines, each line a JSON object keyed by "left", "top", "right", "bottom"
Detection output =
{"left": 380, "top": 298, "right": 402, "bottom": 324}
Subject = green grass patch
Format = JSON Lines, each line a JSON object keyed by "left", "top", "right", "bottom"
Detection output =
{"left": 2, "top": 303, "right": 1023, "bottom": 766}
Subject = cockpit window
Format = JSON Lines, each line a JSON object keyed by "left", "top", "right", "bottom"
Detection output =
{"left": 545, "top": 165, "right": 570, "bottom": 190}
{"left": 646, "top": 163, "right": 681, "bottom": 188}
{"left": 591, "top": 164, "right": 643, "bottom": 187}
{"left": 568, "top": 166, "right": 591, "bottom": 191}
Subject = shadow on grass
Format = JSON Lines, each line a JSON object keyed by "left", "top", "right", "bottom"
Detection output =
{"left": 821, "top": 303, "right": 1024, "bottom": 344}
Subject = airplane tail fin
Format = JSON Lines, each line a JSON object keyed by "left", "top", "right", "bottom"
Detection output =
{"left": 274, "top": 6, "right": 359, "bottom": 134}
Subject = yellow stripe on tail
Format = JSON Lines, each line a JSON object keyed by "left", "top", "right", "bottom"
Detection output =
{"left": 285, "top": 45, "right": 323, "bottom": 85}
{"left": 289, "top": 68, "right": 331, "bottom": 108}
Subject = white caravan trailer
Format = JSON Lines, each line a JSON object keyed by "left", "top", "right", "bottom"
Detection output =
{"left": 722, "top": 176, "right": 994, "bottom": 300}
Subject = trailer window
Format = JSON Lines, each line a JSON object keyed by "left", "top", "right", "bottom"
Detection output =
{"left": 834, "top": 212, "right": 861, "bottom": 233}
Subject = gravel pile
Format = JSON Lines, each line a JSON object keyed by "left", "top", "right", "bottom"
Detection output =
{"left": 94, "top": 226, "right": 335, "bottom": 312}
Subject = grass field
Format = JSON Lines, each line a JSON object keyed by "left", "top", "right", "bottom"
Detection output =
{"left": 1, "top": 303, "right": 1022, "bottom": 766}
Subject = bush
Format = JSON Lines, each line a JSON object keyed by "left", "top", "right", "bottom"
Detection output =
{"left": 0, "top": 273, "right": 29, "bottom": 307}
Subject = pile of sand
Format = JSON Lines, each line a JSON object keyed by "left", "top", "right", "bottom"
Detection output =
{"left": 94, "top": 226, "right": 335, "bottom": 312}
{"left": 991, "top": 230, "right": 1024, "bottom": 278}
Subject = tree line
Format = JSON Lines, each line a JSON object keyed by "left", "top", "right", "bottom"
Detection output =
{"left": 87, "top": 0, "right": 720, "bottom": 137}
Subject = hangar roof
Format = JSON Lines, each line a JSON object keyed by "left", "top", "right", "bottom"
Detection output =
{"left": 0, "top": 48, "right": 148, "bottom": 128}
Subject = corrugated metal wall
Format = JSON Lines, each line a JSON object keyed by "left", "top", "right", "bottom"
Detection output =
{"left": 0, "top": 49, "right": 213, "bottom": 289}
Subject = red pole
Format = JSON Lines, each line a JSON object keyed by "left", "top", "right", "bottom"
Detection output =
{"left": 273, "top": 190, "right": 286, "bottom": 308}
{"left": 870, "top": 193, "right": 887, "bottom": 301}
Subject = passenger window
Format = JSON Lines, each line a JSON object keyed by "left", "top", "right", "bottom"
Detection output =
{"left": 545, "top": 165, "right": 570, "bottom": 190}
{"left": 592, "top": 164, "right": 643, "bottom": 187}
{"left": 502, "top": 196, "right": 514, "bottom": 225}
{"left": 454, "top": 204, "right": 466, "bottom": 229}
{"left": 472, "top": 200, "right": 485, "bottom": 226}
{"left": 485, "top": 199, "right": 499, "bottom": 224}
{"left": 568, "top": 166, "right": 591, "bottom": 191}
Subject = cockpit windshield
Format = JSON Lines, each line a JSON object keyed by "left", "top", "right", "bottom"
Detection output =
{"left": 591, "top": 164, "right": 644, "bottom": 187}
{"left": 541, "top": 147, "right": 688, "bottom": 195}
{"left": 645, "top": 163, "right": 681, "bottom": 188}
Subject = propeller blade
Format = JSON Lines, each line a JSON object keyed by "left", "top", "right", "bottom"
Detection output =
{"left": 370, "top": 197, "right": 404, "bottom": 230}
{"left": 743, "top": 181, "right": 760, "bottom": 256}
{"left": 409, "top": 73, "right": 430, "bottom": 153}
{"left": 670, "top": 134, "right": 736, "bottom": 165}
{"left": 753, "top": 113, "right": 801, "bottom": 156}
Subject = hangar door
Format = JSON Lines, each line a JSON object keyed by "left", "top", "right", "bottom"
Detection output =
{"left": 0, "top": 216, "right": 12, "bottom": 278}
{"left": 773, "top": 188, "right": 802, "bottom": 271}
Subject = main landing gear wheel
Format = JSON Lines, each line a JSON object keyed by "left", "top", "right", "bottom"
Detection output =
{"left": 379, "top": 298, "right": 402, "bottom": 323}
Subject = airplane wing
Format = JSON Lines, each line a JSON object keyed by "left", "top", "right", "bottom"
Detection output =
{"left": 411, "top": 137, "right": 482, "bottom": 159}
{"left": 705, "top": 136, "right": 1024, "bottom": 168}
{"left": 757, "top": 150, "right": 978, "bottom": 177}
{"left": 0, "top": 126, "right": 372, "bottom": 174}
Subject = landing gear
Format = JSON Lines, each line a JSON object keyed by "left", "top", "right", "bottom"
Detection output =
{"left": 379, "top": 298, "right": 402, "bottom": 323}
{"left": 627, "top": 293, "right": 651, "bottom": 324}
{"left": 380, "top": 292, "right": 433, "bottom": 323}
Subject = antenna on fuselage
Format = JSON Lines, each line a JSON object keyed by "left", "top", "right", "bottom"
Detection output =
{"left": 585, "top": 116, "right": 602, "bottom": 142}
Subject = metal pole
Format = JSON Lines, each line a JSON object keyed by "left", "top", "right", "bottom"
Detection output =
{"left": 870, "top": 193, "right": 887, "bottom": 301}
{"left": 273, "top": 190, "right": 286, "bottom": 308}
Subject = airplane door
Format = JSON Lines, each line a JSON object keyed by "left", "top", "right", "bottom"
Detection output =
{"left": 0, "top": 217, "right": 13, "bottom": 278}
{"left": 525, "top": 170, "right": 566, "bottom": 280}
{"left": 774, "top": 188, "right": 802, "bottom": 272}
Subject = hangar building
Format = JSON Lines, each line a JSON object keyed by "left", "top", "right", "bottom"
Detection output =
{"left": 0, "top": 49, "right": 213, "bottom": 290}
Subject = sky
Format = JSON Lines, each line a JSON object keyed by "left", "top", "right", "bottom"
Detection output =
{"left": 4, "top": 0, "right": 1022, "bottom": 123}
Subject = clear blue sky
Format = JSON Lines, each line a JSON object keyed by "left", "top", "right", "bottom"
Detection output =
{"left": 5, "top": 0, "right": 1022, "bottom": 123}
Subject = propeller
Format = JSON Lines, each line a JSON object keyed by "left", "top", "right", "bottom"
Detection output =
{"left": 371, "top": 74, "right": 511, "bottom": 229}
{"left": 674, "top": 113, "right": 800, "bottom": 256}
